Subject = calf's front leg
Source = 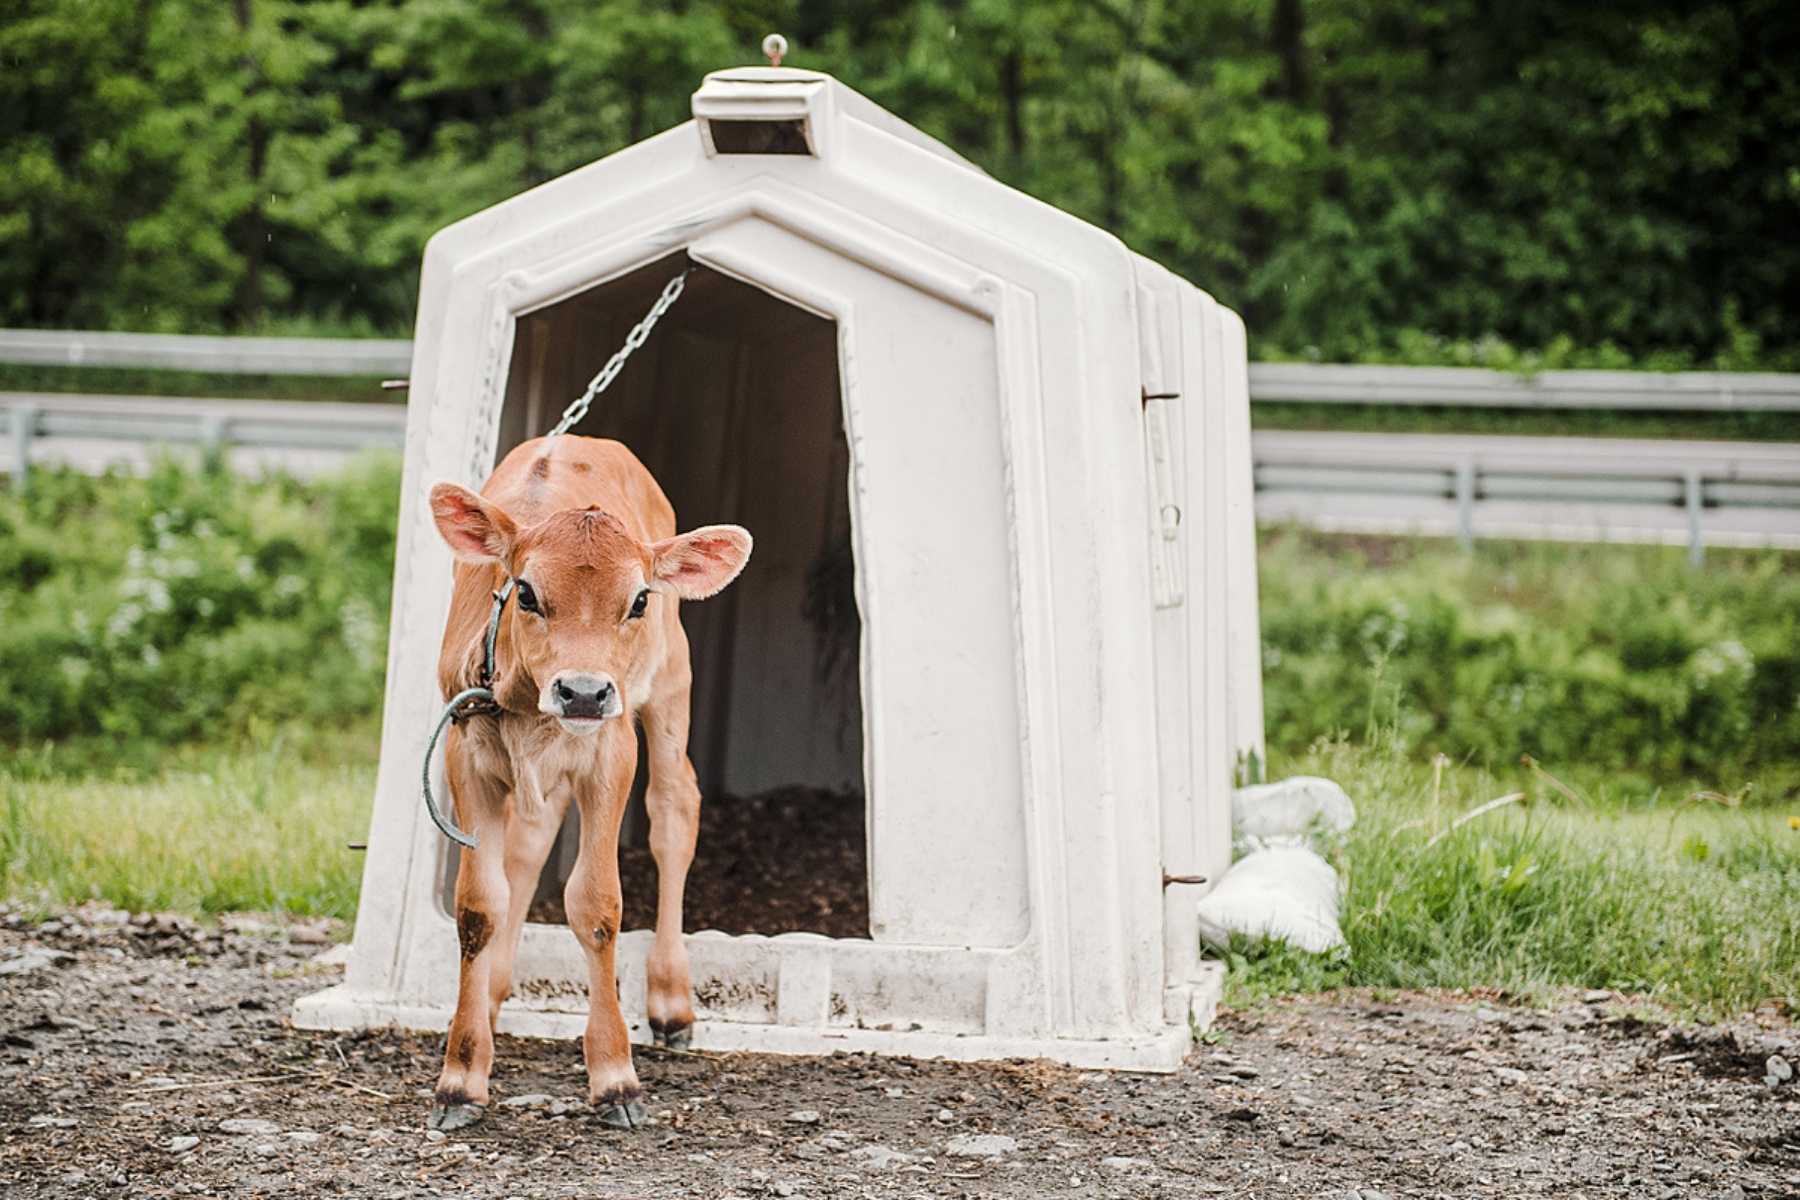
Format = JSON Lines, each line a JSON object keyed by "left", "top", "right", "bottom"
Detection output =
{"left": 430, "top": 736, "right": 512, "bottom": 1131}
{"left": 564, "top": 724, "right": 645, "bottom": 1129}
{"left": 640, "top": 684, "right": 700, "bottom": 1048}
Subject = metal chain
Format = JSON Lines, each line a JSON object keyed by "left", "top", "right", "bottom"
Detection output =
{"left": 546, "top": 266, "right": 693, "bottom": 438}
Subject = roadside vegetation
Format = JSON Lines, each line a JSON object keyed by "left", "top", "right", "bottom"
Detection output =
{"left": 1, "top": 461, "right": 1795, "bottom": 1016}
{"left": 1256, "top": 528, "right": 1800, "bottom": 799}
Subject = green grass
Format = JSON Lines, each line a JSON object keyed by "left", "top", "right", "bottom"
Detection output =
{"left": 0, "top": 722, "right": 377, "bottom": 919}
{"left": 1222, "top": 734, "right": 1800, "bottom": 1019}
{"left": 1251, "top": 401, "right": 1800, "bottom": 442}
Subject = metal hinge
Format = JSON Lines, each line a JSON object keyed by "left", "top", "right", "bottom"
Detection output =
{"left": 1142, "top": 388, "right": 1184, "bottom": 608}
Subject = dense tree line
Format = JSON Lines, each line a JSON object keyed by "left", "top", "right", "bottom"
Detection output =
{"left": 4, "top": 0, "right": 1797, "bottom": 365}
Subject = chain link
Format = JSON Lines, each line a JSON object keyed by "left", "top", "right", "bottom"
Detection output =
{"left": 546, "top": 266, "right": 693, "bottom": 438}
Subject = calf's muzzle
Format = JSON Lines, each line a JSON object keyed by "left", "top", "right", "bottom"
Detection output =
{"left": 549, "top": 672, "right": 620, "bottom": 721}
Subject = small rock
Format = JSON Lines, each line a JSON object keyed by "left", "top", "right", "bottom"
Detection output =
{"left": 786, "top": 1109, "right": 821, "bottom": 1124}
{"left": 145, "top": 1076, "right": 179, "bottom": 1087}
{"left": 424, "top": 1129, "right": 447, "bottom": 1143}
{"left": 547, "top": 1098, "right": 584, "bottom": 1116}
{"left": 252, "top": 1142, "right": 280, "bottom": 1157}
{"left": 1494, "top": 1067, "right": 1528, "bottom": 1084}
{"left": 817, "top": 1134, "right": 851, "bottom": 1152}
{"left": 0, "top": 948, "right": 74, "bottom": 976}
{"left": 1103, "top": 1156, "right": 1150, "bottom": 1171}
{"left": 773, "top": 1183, "right": 798, "bottom": 1198}
{"left": 933, "top": 1107, "right": 956, "bottom": 1124}
{"left": 1766, "top": 1054, "right": 1793, "bottom": 1086}
{"left": 945, "top": 1133, "right": 1018, "bottom": 1158}
{"left": 28, "top": 1115, "right": 79, "bottom": 1128}
{"left": 882, "top": 1086, "right": 904, "bottom": 1098}
{"left": 311, "top": 943, "right": 352, "bottom": 967}
{"left": 167, "top": 1135, "right": 200, "bottom": 1153}
{"left": 1581, "top": 989, "right": 1612, "bottom": 1004}
{"left": 287, "top": 925, "right": 330, "bottom": 945}
{"left": 218, "top": 1118, "right": 283, "bottom": 1136}
{"left": 284, "top": 1131, "right": 322, "bottom": 1145}
{"left": 851, "top": 1145, "right": 912, "bottom": 1170}
{"left": 500, "top": 1093, "right": 553, "bottom": 1109}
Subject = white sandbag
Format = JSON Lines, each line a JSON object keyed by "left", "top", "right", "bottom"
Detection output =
{"left": 1232, "top": 775, "right": 1355, "bottom": 848}
{"left": 1195, "top": 845, "right": 1344, "bottom": 954}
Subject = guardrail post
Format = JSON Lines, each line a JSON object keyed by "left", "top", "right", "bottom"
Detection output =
{"left": 1684, "top": 469, "right": 1704, "bottom": 567}
{"left": 7, "top": 403, "right": 36, "bottom": 489}
{"left": 1454, "top": 457, "right": 1476, "bottom": 550}
{"left": 198, "top": 415, "right": 229, "bottom": 472}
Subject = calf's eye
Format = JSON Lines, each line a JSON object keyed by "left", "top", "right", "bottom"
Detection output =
{"left": 628, "top": 588, "right": 649, "bottom": 620}
{"left": 515, "top": 580, "right": 541, "bottom": 615}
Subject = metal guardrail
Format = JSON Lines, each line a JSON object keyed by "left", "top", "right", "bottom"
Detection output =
{"left": 3, "top": 393, "right": 1796, "bottom": 560}
{"left": 1, "top": 332, "right": 1796, "bottom": 557}
{"left": 0, "top": 329, "right": 412, "bottom": 377}
{"left": 1252, "top": 431, "right": 1800, "bottom": 561}
{"left": 1248, "top": 363, "right": 1800, "bottom": 411}
{"left": 6, "top": 328, "right": 1800, "bottom": 411}
{"left": 3, "top": 393, "right": 404, "bottom": 482}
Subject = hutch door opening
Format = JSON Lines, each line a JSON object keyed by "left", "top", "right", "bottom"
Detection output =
{"left": 454, "top": 256, "right": 869, "bottom": 938}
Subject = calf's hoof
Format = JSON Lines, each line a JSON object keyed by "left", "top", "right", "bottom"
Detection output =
{"left": 427, "top": 1100, "right": 487, "bottom": 1132}
{"left": 650, "top": 1018, "right": 692, "bottom": 1051}
{"left": 597, "top": 1098, "right": 649, "bottom": 1130}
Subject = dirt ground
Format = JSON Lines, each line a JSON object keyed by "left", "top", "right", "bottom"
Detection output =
{"left": 2, "top": 905, "right": 1796, "bottom": 1200}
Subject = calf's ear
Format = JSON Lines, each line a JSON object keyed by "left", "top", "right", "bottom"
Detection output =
{"left": 429, "top": 483, "right": 519, "bottom": 564}
{"left": 650, "top": 525, "right": 754, "bottom": 600}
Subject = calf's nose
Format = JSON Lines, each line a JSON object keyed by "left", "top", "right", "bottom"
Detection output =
{"left": 552, "top": 673, "right": 617, "bottom": 719}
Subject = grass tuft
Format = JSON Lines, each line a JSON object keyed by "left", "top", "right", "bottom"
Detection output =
{"left": 0, "top": 723, "right": 375, "bottom": 919}
{"left": 1223, "top": 734, "right": 1800, "bottom": 1019}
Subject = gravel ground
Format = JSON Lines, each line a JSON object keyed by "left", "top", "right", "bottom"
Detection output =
{"left": 1, "top": 904, "right": 1796, "bottom": 1199}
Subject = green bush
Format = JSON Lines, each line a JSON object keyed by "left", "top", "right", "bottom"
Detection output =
{"left": 1257, "top": 530, "right": 1800, "bottom": 795}
{"left": 0, "top": 456, "right": 398, "bottom": 753}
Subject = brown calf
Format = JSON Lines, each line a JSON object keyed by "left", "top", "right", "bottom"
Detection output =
{"left": 425, "top": 434, "right": 752, "bottom": 1132}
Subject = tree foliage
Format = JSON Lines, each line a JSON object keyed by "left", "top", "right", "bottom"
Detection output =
{"left": 3, "top": 0, "right": 1796, "bottom": 364}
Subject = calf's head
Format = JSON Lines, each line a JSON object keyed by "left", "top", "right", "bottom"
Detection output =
{"left": 430, "top": 483, "right": 752, "bottom": 731}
